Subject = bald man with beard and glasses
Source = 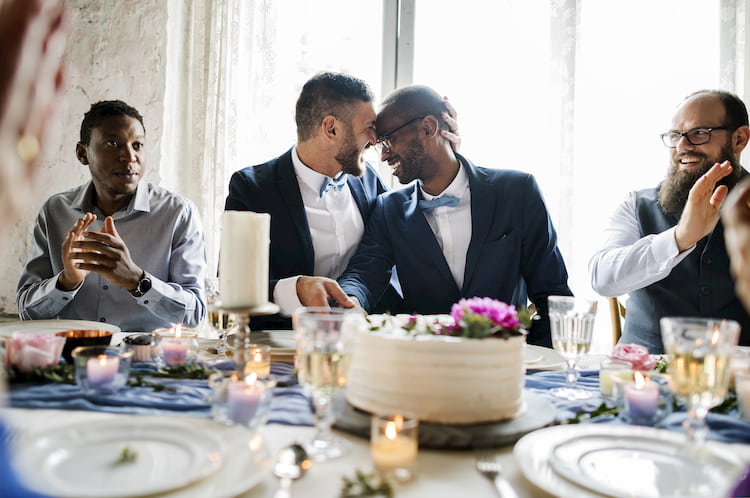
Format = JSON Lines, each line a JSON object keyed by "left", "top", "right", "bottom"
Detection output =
{"left": 225, "top": 72, "right": 458, "bottom": 329}
{"left": 589, "top": 89, "right": 750, "bottom": 353}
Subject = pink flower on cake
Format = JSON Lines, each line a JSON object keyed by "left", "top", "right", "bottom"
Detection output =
{"left": 610, "top": 343, "right": 656, "bottom": 371}
{"left": 447, "top": 297, "right": 530, "bottom": 339}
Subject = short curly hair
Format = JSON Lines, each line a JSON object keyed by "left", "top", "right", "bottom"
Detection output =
{"left": 79, "top": 100, "right": 144, "bottom": 145}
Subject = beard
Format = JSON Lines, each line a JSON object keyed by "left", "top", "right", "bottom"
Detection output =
{"left": 658, "top": 141, "right": 742, "bottom": 214}
{"left": 335, "top": 126, "right": 364, "bottom": 177}
{"left": 395, "top": 137, "right": 431, "bottom": 185}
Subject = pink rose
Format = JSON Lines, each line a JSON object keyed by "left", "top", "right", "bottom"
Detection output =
{"left": 5, "top": 333, "right": 65, "bottom": 372}
{"left": 611, "top": 343, "right": 656, "bottom": 371}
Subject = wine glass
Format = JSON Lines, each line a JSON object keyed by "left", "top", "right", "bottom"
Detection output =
{"left": 292, "top": 307, "right": 364, "bottom": 462}
{"left": 205, "top": 276, "right": 237, "bottom": 362}
{"left": 548, "top": 296, "right": 597, "bottom": 400}
{"left": 660, "top": 317, "right": 740, "bottom": 444}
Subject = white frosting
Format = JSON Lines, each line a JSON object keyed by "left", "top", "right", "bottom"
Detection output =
{"left": 346, "top": 319, "right": 525, "bottom": 424}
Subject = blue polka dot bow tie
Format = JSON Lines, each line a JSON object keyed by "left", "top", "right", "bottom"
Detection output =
{"left": 319, "top": 174, "right": 348, "bottom": 197}
{"left": 418, "top": 194, "right": 461, "bottom": 212}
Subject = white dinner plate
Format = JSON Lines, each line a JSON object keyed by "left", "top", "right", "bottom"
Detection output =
{"left": 550, "top": 433, "right": 744, "bottom": 497}
{"left": 525, "top": 345, "right": 565, "bottom": 369}
{"left": 0, "top": 319, "right": 121, "bottom": 336}
{"left": 14, "top": 419, "right": 224, "bottom": 497}
{"left": 514, "top": 424, "right": 747, "bottom": 498}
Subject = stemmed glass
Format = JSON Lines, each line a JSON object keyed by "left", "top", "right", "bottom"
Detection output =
{"left": 548, "top": 296, "right": 597, "bottom": 400}
{"left": 205, "top": 276, "right": 237, "bottom": 362}
{"left": 660, "top": 317, "right": 740, "bottom": 444}
{"left": 293, "top": 307, "right": 364, "bottom": 462}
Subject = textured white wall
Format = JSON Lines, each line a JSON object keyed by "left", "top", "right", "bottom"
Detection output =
{"left": 0, "top": 0, "right": 170, "bottom": 314}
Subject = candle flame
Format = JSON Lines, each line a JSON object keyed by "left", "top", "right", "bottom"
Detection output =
{"left": 175, "top": 323, "right": 182, "bottom": 338}
{"left": 385, "top": 421, "right": 398, "bottom": 440}
{"left": 245, "top": 372, "right": 258, "bottom": 385}
{"left": 253, "top": 352, "right": 262, "bottom": 362}
{"left": 97, "top": 354, "right": 108, "bottom": 366}
{"left": 711, "top": 325, "right": 721, "bottom": 346}
{"left": 247, "top": 434, "right": 263, "bottom": 452}
{"left": 634, "top": 370, "right": 645, "bottom": 389}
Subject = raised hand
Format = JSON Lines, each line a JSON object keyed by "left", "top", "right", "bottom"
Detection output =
{"left": 440, "top": 96, "right": 461, "bottom": 152}
{"left": 73, "top": 216, "right": 143, "bottom": 291}
{"left": 58, "top": 213, "right": 96, "bottom": 290}
{"left": 674, "top": 160, "right": 733, "bottom": 252}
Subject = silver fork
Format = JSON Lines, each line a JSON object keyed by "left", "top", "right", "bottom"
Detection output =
{"left": 475, "top": 451, "right": 519, "bottom": 498}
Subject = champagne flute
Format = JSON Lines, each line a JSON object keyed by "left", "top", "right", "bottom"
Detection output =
{"left": 660, "top": 317, "right": 740, "bottom": 444}
{"left": 205, "top": 276, "right": 236, "bottom": 361}
{"left": 293, "top": 307, "right": 364, "bottom": 462}
{"left": 548, "top": 296, "right": 597, "bottom": 400}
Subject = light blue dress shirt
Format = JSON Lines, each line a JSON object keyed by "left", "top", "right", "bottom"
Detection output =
{"left": 17, "top": 181, "right": 206, "bottom": 331}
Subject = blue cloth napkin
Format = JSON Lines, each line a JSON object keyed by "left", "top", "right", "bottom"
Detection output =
{"left": 526, "top": 369, "right": 750, "bottom": 444}
{"left": 9, "top": 362, "right": 313, "bottom": 426}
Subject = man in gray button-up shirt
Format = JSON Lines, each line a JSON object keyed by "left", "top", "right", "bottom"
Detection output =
{"left": 17, "top": 100, "right": 206, "bottom": 331}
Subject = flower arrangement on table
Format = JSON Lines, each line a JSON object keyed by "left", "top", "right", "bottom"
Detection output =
{"left": 609, "top": 343, "right": 658, "bottom": 372}
{"left": 374, "top": 297, "right": 532, "bottom": 340}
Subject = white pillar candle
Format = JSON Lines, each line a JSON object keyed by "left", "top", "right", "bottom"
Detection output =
{"left": 219, "top": 211, "right": 270, "bottom": 308}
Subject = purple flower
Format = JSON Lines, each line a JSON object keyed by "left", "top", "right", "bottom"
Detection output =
{"left": 451, "top": 297, "right": 521, "bottom": 331}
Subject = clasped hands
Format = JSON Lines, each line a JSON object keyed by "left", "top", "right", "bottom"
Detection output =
{"left": 57, "top": 212, "right": 142, "bottom": 292}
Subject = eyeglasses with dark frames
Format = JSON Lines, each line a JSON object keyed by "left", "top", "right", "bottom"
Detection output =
{"left": 374, "top": 115, "right": 427, "bottom": 153}
{"left": 660, "top": 126, "right": 736, "bottom": 148}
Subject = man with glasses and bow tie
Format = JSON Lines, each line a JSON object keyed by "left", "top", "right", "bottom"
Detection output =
{"left": 300, "top": 84, "right": 572, "bottom": 347}
{"left": 589, "top": 90, "right": 750, "bottom": 353}
{"left": 225, "top": 73, "right": 458, "bottom": 326}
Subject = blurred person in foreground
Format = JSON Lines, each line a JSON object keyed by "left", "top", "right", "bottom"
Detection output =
{"left": 0, "top": 0, "right": 67, "bottom": 496}
{"left": 589, "top": 90, "right": 750, "bottom": 353}
{"left": 17, "top": 100, "right": 207, "bottom": 331}
{"left": 299, "top": 85, "right": 572, "bottom": 347}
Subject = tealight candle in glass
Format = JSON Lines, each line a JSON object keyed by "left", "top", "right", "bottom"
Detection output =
{"left": 209, "top": 372, "right": 276, "bottom": 432}
{"left": 243, "top": 344, "right": 271, "bottom": 377}
{"left": 371, "top": 413, "right": 418, "bottom": 482}
{"left": 72, "top": 346, "right": 133, "bottom": 395}
{"left": 153, "top": 325, "right": 199, "bottom": 367}
{"left": 599, "top": 358, "right": 632, "bottom": 399}
{"left": 620, "top": 371, "right": 672, "bottom": 425}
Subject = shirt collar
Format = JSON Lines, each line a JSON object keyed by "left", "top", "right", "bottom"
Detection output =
{"left": 71, "top": 181, "right": 150, "bottom": 216}
{"left": 292, "top": 146, "right": 340, "bottom": 195}
{"left": 419, "top": 159, "right": 469, "bottom": 201}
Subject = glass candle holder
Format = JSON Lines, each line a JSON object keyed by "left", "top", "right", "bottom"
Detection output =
{"left": 72, "top": 346, "right": 133, "bottom": 395}
{"left": 619, "top": 371, "right": 672, "bottom": 425}
{"left": 153, "top": 327, "right": 199, "bottom": 367}
{"left": 599, "top": 358, "right": 632, "bottom": 399}
{"left": 243, "top": 344, "right": 271, "bottom": 377}
{"left": 735, "top": 370, "right": 750, "bottom": 421}
{"left": 209, "top": 372, "right": 276, "bottom": 432}
{"left": 370, "top": 413, "right": 418, "bottom": 482}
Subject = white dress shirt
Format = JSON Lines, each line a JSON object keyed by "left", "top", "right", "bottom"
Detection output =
{"left": 588, "top": 191, "right": 695, "bottom": 297}
{"left": 274, "top": 147, "right": 365, "bottom": 315}
{"left": 420, "top": 161, "right": 472, "bottom": 289}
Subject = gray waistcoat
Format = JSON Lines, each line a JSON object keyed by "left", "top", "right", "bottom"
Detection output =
{"left": 621, "top": 187, "right": 750, "bottom": 353}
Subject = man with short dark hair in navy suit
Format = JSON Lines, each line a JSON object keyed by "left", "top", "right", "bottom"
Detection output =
{"left": 225, "top": 73, "right": 458, "bottom": 328}
{"left": 301, "top": 84, "right": 572, "bottom": 347}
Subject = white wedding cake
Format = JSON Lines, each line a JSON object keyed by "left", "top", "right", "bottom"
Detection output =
{"left": 345, "top": 314, "right": 526, "bottom": 424}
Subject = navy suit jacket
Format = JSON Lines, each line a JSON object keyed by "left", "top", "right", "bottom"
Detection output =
{"left": 338, "top": 154, "right": 572, "bottom": 346}
{"left": 225, "top": 148, "right": 396, "bottom": 327}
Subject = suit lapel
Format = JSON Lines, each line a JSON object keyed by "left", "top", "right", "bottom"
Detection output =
{"left": 404, "top": 183, "right": 459, "bottom": 293}
{"left": 276, "top": 152, "right": 315, "bottom": 272}
{"left": 347, "top": 175, "right": 368, "bottom": 219}
{"left": 461, "top": 155, "right": 495, "bottom": 293}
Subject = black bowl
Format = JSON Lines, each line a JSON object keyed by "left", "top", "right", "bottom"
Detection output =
{"left": 56, "top": 330, "right": 113, "bottom": 364}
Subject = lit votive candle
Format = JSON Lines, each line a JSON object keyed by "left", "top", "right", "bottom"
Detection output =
{"left": 227, "top": 374, "right": 263, "bottom": 425}
{"left": 244, "top": 344, "right": 271, "bottom": 377}
{"left": 162, "top": 339, "right": 189, "bottom": 366}
{"left": 371, "top": 414, "right": 418, "bottom": 482}
{"left": 86, "top": 354, "right": 119, "bottom": 386}
{"left": 599, "top": 359, "right": 632, "bottom": 399}
{"left": 624, "top": 371, "right": 660, "bottom": 420}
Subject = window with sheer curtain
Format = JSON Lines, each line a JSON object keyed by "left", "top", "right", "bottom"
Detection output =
{"left": 175, "top": 0, "right": 745, "bottom": 348}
